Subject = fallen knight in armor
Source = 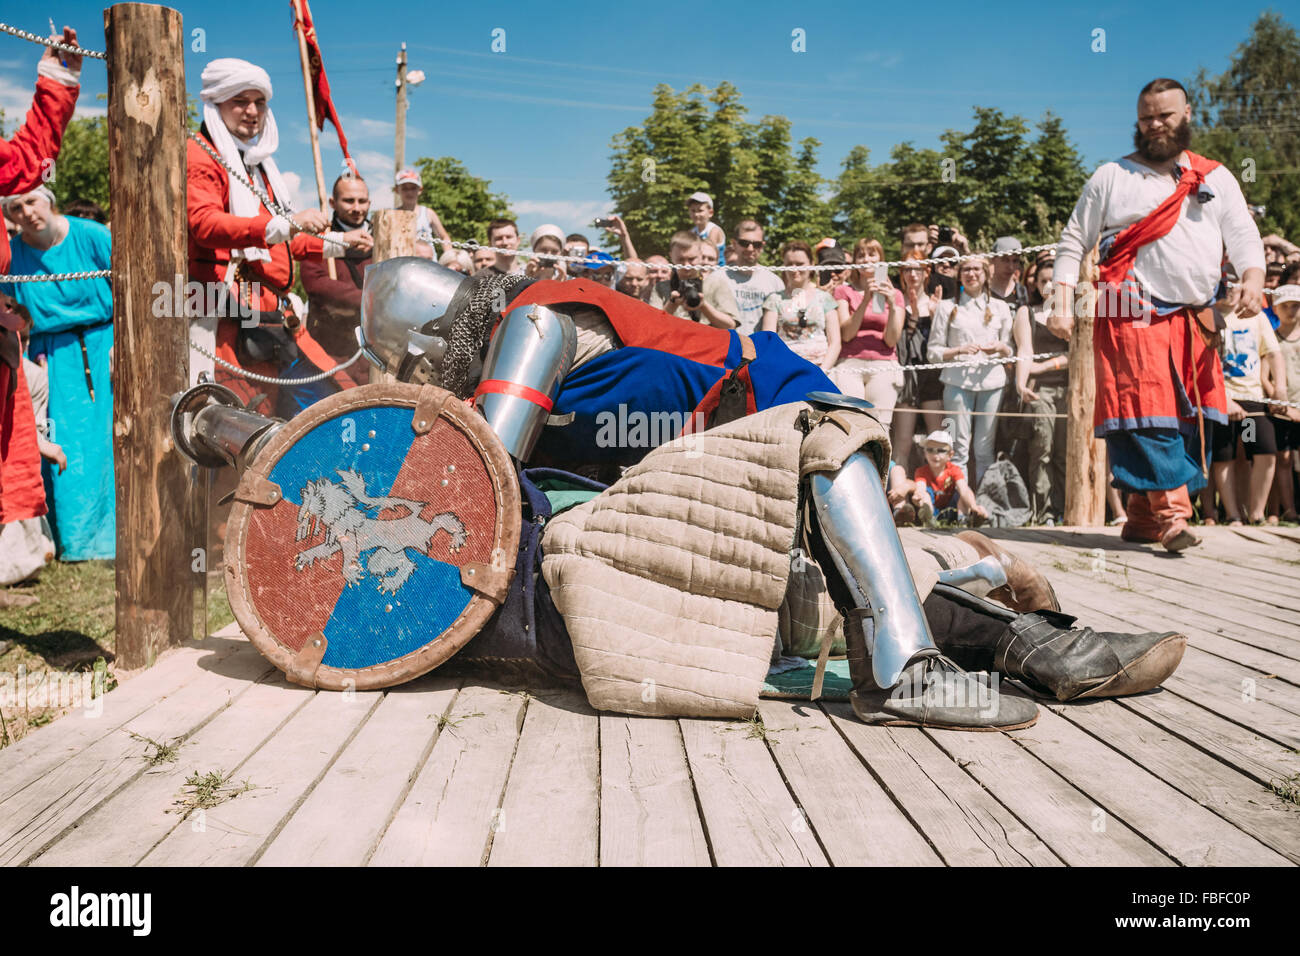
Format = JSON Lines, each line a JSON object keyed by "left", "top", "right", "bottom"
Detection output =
{"left": 176, "top": 259, "right": 1187, "bottom": 731}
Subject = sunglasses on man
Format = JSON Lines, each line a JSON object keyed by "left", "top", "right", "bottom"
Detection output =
{"left": 735, "top": 238, "right": 764, "bottom": 249}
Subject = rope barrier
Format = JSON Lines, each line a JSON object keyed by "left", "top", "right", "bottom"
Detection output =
{"left": 0, "top": 22, "right": 107, "bottom": 59}
{"left": 1, "top": 269, "right": 110, "bottom": 283}
{"left": 188, "top": 337, "right": 363, "bottom": 384}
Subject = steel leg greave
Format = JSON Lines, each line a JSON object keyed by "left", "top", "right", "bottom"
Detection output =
{"left": 809, "top": 451, "right": 940, "bottom": 689}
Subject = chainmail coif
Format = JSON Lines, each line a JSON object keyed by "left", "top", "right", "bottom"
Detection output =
{"left": 437, "top": 270, "right": 532, "bottom": 399}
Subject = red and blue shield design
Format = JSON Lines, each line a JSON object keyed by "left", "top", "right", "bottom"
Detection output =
{"left": 224, "top": 383, "right": 520, "bottom": 690}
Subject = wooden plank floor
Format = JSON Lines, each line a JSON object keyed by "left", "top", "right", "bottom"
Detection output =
{"left": 4, "top": 527, "right": 1298, "bottom": 867}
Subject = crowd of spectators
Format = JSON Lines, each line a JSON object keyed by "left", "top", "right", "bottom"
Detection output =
{"left": 430, "top": 189, "right": 1300, "bottom": 530}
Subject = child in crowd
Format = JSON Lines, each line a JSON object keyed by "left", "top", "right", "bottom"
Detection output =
{"left": 761, "top": 240, "right": 842, "bottom": 371}
{"left": 686, "top": 191, "right": 726, "bottom": 266}
{"left": 1270, "top": 285, "right": 1300, "bottom": 522}
{"left": 904, "top": 429, "right": 988, "bottom": 526}
{"left": 1213, "top": 284, "right": 1287, "bottom": 524}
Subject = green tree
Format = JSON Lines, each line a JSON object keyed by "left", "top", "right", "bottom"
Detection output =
{"left": 413, "top": 155, "right": 513, "bottom": 245}
{"left": 830, "top": 145, "right": 888, "bottom": 247}
{"left": 49, "top": 116, "right": 110, "bottom": 212}
{"left": 940, "top": 107, "right": 1036, "bottom": 247}
{"left": 607, "top": 83, "right": 833, "bottom": 261}
{"left": 1027, "top": 111, "right": 1088, "bottom": 243}
{"left": 772, "top": 137, "right": 833, "bottom": 249}
{"left": 608, "top": 84, "right": 713, "bottom": 257}
{"left": 1187, "top": 11, "right": 1300, "bottom": 238}
{"left": 838, "top": 141, "right": 957, "bottom": 255}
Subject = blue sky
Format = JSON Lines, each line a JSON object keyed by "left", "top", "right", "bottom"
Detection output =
{"left": 0, "top": 1, "right": 1287, "bottom": 241}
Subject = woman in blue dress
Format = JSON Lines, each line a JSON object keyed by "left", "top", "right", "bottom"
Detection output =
{"left": 2, "top": 187, "right": 114, "bottom": 560}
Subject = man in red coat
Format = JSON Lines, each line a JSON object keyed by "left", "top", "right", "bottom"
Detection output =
{"left": 1052, "top": 78, "right": 1265, "bottom": 551}
{"left": 0, "top": 27, "right": 81, "bottom": 529}
{"left": 187, "top": 58, "right": 370, "bottom": 417}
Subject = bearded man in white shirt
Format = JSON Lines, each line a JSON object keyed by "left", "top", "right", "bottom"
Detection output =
{"left": 1051, "top": 77, "right": 1265, "bottom": 551}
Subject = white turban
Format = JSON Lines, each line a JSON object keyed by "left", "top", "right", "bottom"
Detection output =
{"left": 1, "top": 185, "right": 57, "bottom": 214}
{"left": 199, "top": 58, "right": 292, "bottom": 263}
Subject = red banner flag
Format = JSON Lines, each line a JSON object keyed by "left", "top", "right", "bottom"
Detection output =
{"left": 292, "top": 0, "right": 356, "bottom": 175}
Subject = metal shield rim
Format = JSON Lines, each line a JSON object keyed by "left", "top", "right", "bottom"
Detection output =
{"left": 224, "top": 381, "right": 521, "bottom": 691}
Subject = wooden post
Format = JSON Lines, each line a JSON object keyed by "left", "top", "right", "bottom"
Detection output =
{"left": 367, "top": 210, "right": 419, "bottom": 384}
{"left": 106, "top": 3, "right": 191, "bottom": 669}
{"left": 371, "top": 209, "right": 418, "bottom": 261}
{"left": 394, "top": 43, "right": 407, "bottom": 181}
{"left": 1064, "top": 246, "right": 1107, "bottom": 526}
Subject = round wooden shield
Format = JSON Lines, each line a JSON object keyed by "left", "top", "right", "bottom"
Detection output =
{"left": 224, "top": 382, "right": 521, "bottom": 690}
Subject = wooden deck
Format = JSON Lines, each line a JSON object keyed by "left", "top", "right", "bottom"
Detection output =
{"left": 2, "top": 526, "right": 1298, "bottom": 867}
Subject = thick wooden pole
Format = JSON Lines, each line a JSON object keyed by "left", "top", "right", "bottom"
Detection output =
{"left": 1064, "top": 246, "right": 1107, "bottom": 526}
{"left": 107, "top": 3, "right": 191, "bottom": 668}
{"left": 394, "top": 43, "right": 407, "bottom": 181}
{"left": 371, "top": 209, "right": 418, "bottom": 261}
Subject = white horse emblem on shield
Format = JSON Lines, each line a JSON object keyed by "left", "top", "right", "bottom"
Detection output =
{"left": 294, "top": 468, "right": 468, "bottom": 594}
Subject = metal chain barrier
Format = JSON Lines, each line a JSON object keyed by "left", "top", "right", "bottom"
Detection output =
{"left": 0, "top": 21, "right": 107, "bottom": 59}
{"left": 2, "top": 269, "right": 110, "bottom": 282}
{"left": 186, "top": 128, "right": 296, "bottom": 220}
{"left": 905, "top": 350, "right": 1060, "bottom": 372}
{"left": 188, "top": 337, "right": 363, "bottom": 384}
{"left": 432, "top": 235, "right": 1061, "bottom": 273}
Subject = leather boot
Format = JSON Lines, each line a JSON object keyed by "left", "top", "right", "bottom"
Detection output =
{"left": 929, "top": 585, "right": 1187, "bottom": 701}
{"left": 955, "top": 530, "right": 1061, "bottom": 613}
{"left": 1150, "top": 486, "right": 1200, "bottom": 552}
{"left": 995, "top": 609, "right": 1187, "bottom": 701}
{"left": 1121, "top": 492, "right": 1161, "bottom": 543}
{"left": 843, "top": 609, "right": 1040, "bottom": 731}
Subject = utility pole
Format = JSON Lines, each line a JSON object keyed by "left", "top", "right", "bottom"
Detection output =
{"left": 395, "top": 42, "right": 407, "bottom": 183}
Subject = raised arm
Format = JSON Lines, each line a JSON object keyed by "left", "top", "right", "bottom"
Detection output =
{"left": 0, "top": 30, "right": 81, "bottom": 195}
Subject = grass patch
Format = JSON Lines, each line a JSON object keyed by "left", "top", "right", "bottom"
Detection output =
{"left": 432, "top": 710, "right": 486, "bottom": 736}
{"left": 729, "top": 715, "right": 778, "bottom": 743}
{"left": 0, "top": 560, "right": 116, "bottom": 674}
{"left": 1271, "top": 773, "right": 1300, "bottom": 807}
{"left": 171, "top": 770, "right": 256, "bottom": 818}
{"left": 0, "top": 559, "right": 236, "bottom": 750}
{"left": 129, "top": 731, "right": 182, "bottom": 766}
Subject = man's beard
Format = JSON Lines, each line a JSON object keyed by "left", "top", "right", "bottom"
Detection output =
{"left": 1134, "top": 117, "right": 1191, "bottom": 162}
{"left": 331, "top": 211, "right": 368, "bottom": 232}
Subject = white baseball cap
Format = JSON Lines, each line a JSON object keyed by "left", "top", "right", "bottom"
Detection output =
{"left": 1271, "top": 284, "right": 1300, "bottom": 305}
{"left": 921, "top": 430, "right": 954, "bottom": 449}
{"left": 394, "top": 168, "right": 421, "bottom": 187}
{"left": 687, "top": 191, "right": 713, "bottom": 206}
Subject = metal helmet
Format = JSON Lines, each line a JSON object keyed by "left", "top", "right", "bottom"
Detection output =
{"left": 358, "top": 257, "right": 468, "bottom": 378}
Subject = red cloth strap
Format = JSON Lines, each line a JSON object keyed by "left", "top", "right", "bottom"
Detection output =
{"left": 1099, "top": 151, "right": 1221, "bottom": 287}
{"left": 474, "top": 378, "right": 555, "bottom": 412}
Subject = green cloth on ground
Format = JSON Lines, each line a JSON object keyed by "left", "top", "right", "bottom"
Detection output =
{"left": 761, "top": 658, "right": 852, "bottom": 701}
{"left": 535, "top": 478, "right": 603, "bottom": 517}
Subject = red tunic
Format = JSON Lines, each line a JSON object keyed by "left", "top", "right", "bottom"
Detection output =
{"left": 0, "top": 74, "right": 77, "bottom": 523}
{"left": 186, "top": 134, "right": 355, "bottom": 411}
{"left": 1093, "top": 151, "right": 1226, "bottom": 436}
